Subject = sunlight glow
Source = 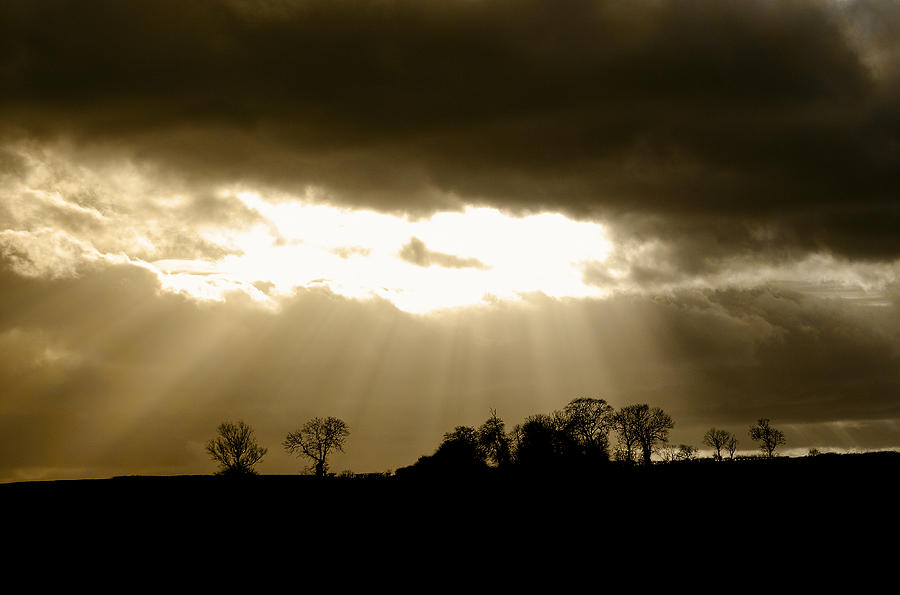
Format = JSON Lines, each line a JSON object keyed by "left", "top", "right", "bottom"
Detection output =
{"left": 149, "top": 190, "right": 614, "bottom": 313}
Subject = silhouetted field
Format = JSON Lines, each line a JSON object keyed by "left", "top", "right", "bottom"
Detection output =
{"left": 3, "top": 452, "right": 896, "bottom": 514}
{"left": 3, "top": 453, "right": 896, "bottom": 571}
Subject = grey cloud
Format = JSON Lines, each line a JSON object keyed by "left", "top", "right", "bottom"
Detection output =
{"left": 399, "top": 237, "right": 488, "bottom": 269}
{"left": 332, "top": 246, "right": 371, "bottom": 259}
{"left": 1, "top": 0, "right": 898, "bottom": 259}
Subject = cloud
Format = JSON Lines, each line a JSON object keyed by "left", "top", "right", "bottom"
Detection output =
{"left": 0, "top": 256, "right": 896, "bottom": 480}
{"left": 583, "top": 238, "right": 900, "bottom": 298}
{"left": 1, "top": 0, "right": 898, "bottom": 259}
{"left": 398, "top": 237, "right": 488, "bottom": 270}
{"left": 0, "top": 228, "right": 129, "bottom": 278}
{"left": 0, "top": 143, "right": 262, "bottom": 267}
{"left": 331, "top": 246, "right": 371, "bottom": 259}
{"left": 1, "top": 1, "right": 898, "bottom": 480}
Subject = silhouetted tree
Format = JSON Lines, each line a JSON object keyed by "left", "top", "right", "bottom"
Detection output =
{"left": 435, "top": 425, "right": 490, "bottom": 472}
{"left": 748, "top": 418, "right": 785, "bottom": 458}
{"left": 703, "top": 428, "right": 735, "bottom": 461}
{"left": 442, "top": 426, "right": 482, "bottom": 452}
{"left": 561, "top": 397, "right": 614, "bottom": 459}
{"left": 511, "top": 413, "right": 580, "bottom": 471}
{"left": 284, "top": 416, "right": 350, "bottom": 477}
{"left": 613, "top": 404, "right": 674, "bottom": 466}
{"left": 611, "top": 410, "right": 641, "bottom": 464}
{"left": 678, "top": 444, "right": 698, "bottom": 461}
{"left": 478, "top": 410, "right": 511, "bottom": 467}
{"left": 726, "top": 435, "right": 738, "bottom": 460}
{"left": 397, "top": 425, "right": 491, "bottom": 477}
{"left": 206, "top": 420, "right": 267, "bottom": 476}
{"left": 660, "top": 443, "right": 697, "bottom": 463}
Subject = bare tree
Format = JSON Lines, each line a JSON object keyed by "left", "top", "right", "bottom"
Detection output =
{"left": 611, "top": 408, "right": 641, "bottom": 464}
{"left": 748, "top": 418, "right": 785, "bottom": 458}
{"left": 660, "top": 443, "right": 698, "bottom": 463}
{"left": 726, "top": 435, "right": 738, "bottom": 460}
{"left": 613, "top": 404, "right": 674, "bottom": 466}
{"left": 478, "top": 409, "right": 511, "bottom": 467}
{"left": 509, "top": 414, "right": 569, "bottom": 468}
{"left": 206, "top": 420, "right": 267, "bottom": 476}
{"left": 562, "top": 397, "right": 614, "bottom": 456}
{"left": 284, "top": 417, "right": 350, "bottom": 477}
{"left": 677, "top": 444, "right": 698, "bottom": 461}
{"left": 703, "top": 428, "right": 735, "bottom": 461}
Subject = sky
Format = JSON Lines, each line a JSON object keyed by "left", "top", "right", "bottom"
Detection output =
{"left": 1, "top": 0, "right": 898, "bottom": 481}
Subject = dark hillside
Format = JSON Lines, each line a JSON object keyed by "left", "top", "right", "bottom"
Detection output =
{"left": 2, "top": 453, "right": 896, "bottom": 572}
{"left": 3, "top": 452, "right": 896, "bottom": 515}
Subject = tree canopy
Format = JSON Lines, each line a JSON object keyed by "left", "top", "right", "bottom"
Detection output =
{"left": 703, "top": 428, "right": 736, "bottom": 461}
{"left": 562, "top": 397, "right": 615, "bottom": 458}
{"left": 284, "top": 416, "right": 350, "bottom": 477}
{"left": 749, "top": 418, "right": 785, "bottom": 458}
{"left": 478, "top": 409, "right": 511, "bottom": 467}
{"left": 613, "top": 404, "right": 674, "bottom": 465}
{"left": 206, "top": 420, "right": 267, "bottom": 476}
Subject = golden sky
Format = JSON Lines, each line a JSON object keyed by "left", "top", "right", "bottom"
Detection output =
{"left": 1, "top": 0, "right": 899, "bottom": 480}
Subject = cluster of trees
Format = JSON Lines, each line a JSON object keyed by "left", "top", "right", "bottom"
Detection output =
{"left": 399, "top": 398, "right": 678, "bottom": 476}
{"left": 204, "top": 406, "right": 790, "bottom": 479}
{"left": 206, "top": 417, "right": 349, "bottom": 477}
{"left": 400, "top": 402, "right": 791, "bottom": 477}
{"left": 701, "top": 418, "right": 787, "bottom": 461}
{"left": 702, "top": 427, "right": 740, "bottom": 461}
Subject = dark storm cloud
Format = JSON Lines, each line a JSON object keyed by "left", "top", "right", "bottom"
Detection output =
{"left": 2, "top": 0, "right": 898, "bottom": 259}
{"left": 649, "top": 287, "right": 900, "bottom": 420}
{"left": 398, "top": 237, "right": 488, "bottom": 269}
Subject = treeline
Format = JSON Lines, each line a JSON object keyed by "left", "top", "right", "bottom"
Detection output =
{"left": 395, "top": 398, "right": 789, "bottom": 478}
{"left": 207, "top": 417, "right": 349, "bottom": 477}
{"left": 205, "top": 398, "right": 791, "bottom": 478}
